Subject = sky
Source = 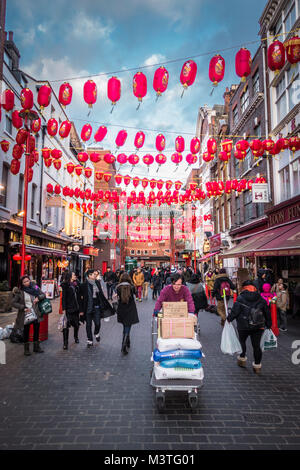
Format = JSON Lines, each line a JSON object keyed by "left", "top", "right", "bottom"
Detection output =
{"left": 6, "top": 0, "right": 267, "bottom": 188}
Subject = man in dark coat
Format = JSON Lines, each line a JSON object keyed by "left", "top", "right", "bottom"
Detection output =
{"left": 103, "top": 267, "right": 117, "bottom": 300}
{"left": 227, "top": 281, "right": 272, "bottom": 374}
{"left": 212, "top": 268, "right": 236, "bottom": 326}
{"left": 79, "top": 269, "right": 115, "bottom": 347}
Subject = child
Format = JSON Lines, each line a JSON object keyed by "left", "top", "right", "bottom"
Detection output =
{"left": 276, "top": 283, "right": 288, "bottom": 332}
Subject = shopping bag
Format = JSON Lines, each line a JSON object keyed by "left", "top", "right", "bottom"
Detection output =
{"left": 260, "top": 328, "right": 277, "bottom": 351}
{"left": 38, "top": 298, "right": 52, "bottom": 316}
{"left": 58, "top": 313, "right": 67, "bottom": 332}
{"left": 221, "top": 321, "right": 242, "bottom": 355}
{"left": 24, "top": 309, "right": 37, "bottom": 325}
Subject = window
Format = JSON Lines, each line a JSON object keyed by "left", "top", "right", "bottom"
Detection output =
{"left": 252, "top": 70, "right": 260, "bottom": 94}
{"left": 130, "top": 250, "right": 135, "bottom": 255}
{"left": 235, "top": 159, "right": 240, "bottom": 178}
{"left": 287, "top": 65, "right": 299, "bottom": 112}
{"left": 136, "top": 250, "right": 141, "bottom": 255}
{"left": 284, "top": 1, "right": 296, "bottom": 40}
{"left": 291, "top": 158, "right": 300, "bottom": 197}
{"left": 5, "top": 111, "right": 13, "bottom": 135}
{"left": 235, "top": 196, "right": 240, "bottom": 225}
{"left": 257, "top": 202, "right": 265, "bottom": 218}
{"left": 18, "top": 175, "right": 24, "bottom": 212}
{"left": 254, "top": 122, "right": 262, "bottom": 138}
{"left": 61, "top": 206, "right": 65, "bottom": 230}
{"left": 243, "top": 147, "right": 251, "bottom": 174}
{"left": 152, "top": 250, "right": 157, "bottom": 255}
{"left": 276, "top": 76, "right": 287, "bottom": 123}
{"left": 3, "top": 51, "right": 12, "bottom": 68}
{"left": 233, "top": 106, "right": 238, "bottom": 126}
{"left": 279, "top": 166, "right": 291, "bottom": 201}
{"left": 244, "top": 190, "right": 253, "bottom": 223}
{"left": 31, "top": 184, "right": 37, "bottom": 219}
{"left": 0, "top": 163, "right": 9, "bottom": 207}
{"left": 144, "top": 250, "right": 148, "bottom": 255}
{"left": 241, "top": 87, "right": 249, "bottom": 114}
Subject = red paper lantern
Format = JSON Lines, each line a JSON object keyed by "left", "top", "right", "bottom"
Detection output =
{"left": 123, "top": 175, "right": 131, "bottom": 186}
{"left": 128, "top": 154, "right": 139, "bottom": 166}
{"left": 12, "top": 110, "right": 23, "bottom": 129}
{"left": 289, "top": 136, "right": 300, "bottom": 153}
{"left": 132, "top": 176, "right": 140, "bottom": 188}
{"left": 175, "top": 136, "right": 185, "bottom": 153}
{"left": 284, "top": 36, "right": 300, "bottom": 65}
{"left": 66, "top": 162, "right": 75, "bottom": 174}
{"left": 236, "top": 139, "right": 249, "bottom": 152}
{"left": 107, "top": 76, "right": 121, "bottom": 107}
{"left": 250, "top": 139, "right": 263, "bottom": 157}
{"left": 157, "top": 180, "right": 164, "bottom": 190}
{"left": 218, "top": 151, "right": 230, "bottom": 163}
{"left": 83, "top": 80, "right": 97, "bottom": 108}
{"left": 207, "top": 138, "right": 217, "bottom": 155}
{"left": 155, "top": 153, "right": 167, "bottom": 167}
{"left": 53, "top": 160, "right": 61, "bottom": 170}
{"left": 28, "top": 135, "right": 36, "bottom": 153}
{"left": 174, "top": 181, "right": 182, "bottom": 191}
{"left": 133, "top": 72, "right": 147, "bottom": 107}
{"left": 134, "top": 131, "right": 145, "bottom": 150}
{"left": 41, "top": 148, "right": 51, "bottom": 160}
{"left": 180, "top": 60, "right": 197, "bottom": 92}
{"left": 262, "top": 139, "right": 275, "bottom": 153}
{"left": 149, "top": 179, "right": 156, "bottom": 189}
{"left": 155, "top": 134, "right": 165, "bottom": 152}
{"left": 16, "top": 128, "right": 28, "bottom": 145}
{"left": 141, "top": 178, "right": 149, "bottom": 189}
{"left": 76, "top": 202, "right": 81, "bottom": 211}
{"left": 47, "top": 118, "right": 58, "bottom": 137}
{"left": 165, "top": 180, "right": 173, "bottom": 190}
{"left": 78, "top": 152, "right": 89, "bottom": 163}
{"left": 31, "top": 117, "right": 41, "bottom": 134}
{"left": 115, "top": 174, "right": 123, "bottom": 185}
{"left": 20, "top": 88, "right": 33, "bottom": 111}
{"left": 186, "top": 153, "right": 197, "bottom": 165}
{"left": 94, "top": 125, "right": 107, "bottom": 142}
{"left": 46, "top": 183, "right": 54, "bottom": 193}
{"left": 2, "top": 89, "right": 14, "bottom": 111}
{"left": 190, "top": 137, "right": 200, "bottom": 155}
{"left": 209, "top": 55, "right": 225, "bottom": 86}
{"left": 44, "top": 158, "right": 52, "bottom": 168}
{"left": 276, "top": 137, "right": 289, "bottom": 151}
{"left": 12, "top": 144, "right": 24, "bottom": 160}
{"left": 115, "top": 130, "right": 127, "bottom": 148}
{"left": 117, "top": 153, "right": 128, "bottom": 165}
{"left": 104, "top": 153, "right": 115, "bottom": 165}
{"left": 95, "top": 171, "right": 104, "bottom": 181}
{"left": 84, "top": 167, "right": 92, "bottom": 178}
{"left": 28, "top": 166, "right": 34, "bottom": 181}
{"left": 59, "top": 82, "right": 73, "bottom": 107}
{"left": 143, "top": 154, "right": 154, "bottom": 167}
{"left": 104, "top": 173, "right": 112, "bottom": 183}
{"left": 89, "top": 152, "right": 101, "bottom": 163}
{"left": 221, "top": 139, "right": 233, "bottom": 156}
{"left": 37, "top": 84, "right": 51, "bottom": 111}
{"left": 268, "top": 40, "right": 285, "bottom": 74}
{"left": 202, "top": 152, "right": 214, "bottom": 163}
{"left": 75, "top": 165, "right": 83, "bottom": 176}
{"left": 153, "top": 67, "right": 169, "bottom": 97}
{"left": 51, "top": 149, "right": 62, "bottom": 160}
{"left": 59, "top": 120, "right": 71, "bottom": 139}
{"left": 10, "top": 159, "right": 20, "bottom": 175}
{"left": 0, "top": 140, "right": 10, "bottom": 152}
{"left": 235, "top": 48, "right": 252, "bottom": 82}
{"left": 81, "top": 124, "right": 92, "bottom": 142}
{"left": 171, "top": 152, "right": 183, "bottom": 165}
{"left": 63, "top": 186, "right": 70, "bottom": 197}
{"left": 234, "top": 150, "right": 246, "bottom": 160}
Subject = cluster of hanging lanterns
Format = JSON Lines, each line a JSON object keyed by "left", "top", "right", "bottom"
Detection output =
{"left": 206, "top": 176, "right": 267, "bottom": 197}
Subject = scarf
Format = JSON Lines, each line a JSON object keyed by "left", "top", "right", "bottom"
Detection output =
{"left": 22, "top": 283, "right": 40, "bottom": 297}
{"left": 87, "top": 278, "right": 99, "bottom": 298}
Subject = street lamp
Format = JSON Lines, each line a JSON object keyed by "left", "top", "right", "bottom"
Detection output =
{"left": 18, "top": 109, "right": 39, "bottom": 276}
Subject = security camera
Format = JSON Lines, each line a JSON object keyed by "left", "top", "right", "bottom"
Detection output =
{"left": 36, "top": 211, "right": 40, "bottom": 215}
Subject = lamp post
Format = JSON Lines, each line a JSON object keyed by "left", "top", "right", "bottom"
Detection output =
{"left": 18, "top": 109, "right": 38, "bottom": 276}
{"left": 192, "top": 205, "right": 197, "bottom": 273}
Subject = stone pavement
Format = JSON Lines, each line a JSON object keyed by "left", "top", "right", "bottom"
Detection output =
{"left": 0, "top": 294, "right": 300, "bottom": 451}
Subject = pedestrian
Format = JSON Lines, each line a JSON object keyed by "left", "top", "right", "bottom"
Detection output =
{"left": 12, "top": 275, "right": 46, "bottom": 356}
{"left": 205, "top": 269, "right": 215, "bottom": 301}
{"left": 182, "top": 267, "right": 191, "bottom": 285}
{"left": 227, "top": 281, "right": 272, "bottom": 374}
{"left": 212, "top": 268, "right": 236, "bottom": 326}
{"left": 133, "top": 267, "right": 144, "bottom": 302}
{"left": 154, "top": 273, "right": 195, "bottom": 315}
{"left": 79, "top": 269, "right": 115, "bottom": 348}
{"left": 103, "top": 267, "right": 117, "bottom": 300}
{"left": 186, "top": 273, "right": 208, "bottom": 319}
{"left": 151, "top": 269, "right": 162, "bottom": 300}
{"left": 254, "top": 267, "right": 266, "bottom": 293}
{"left": 61, "top": 271, "right": 81, "bottom": 350}
{"left": 271, "top": 278, "right": 283, "bottom": 294}
{"left": 276, "top": 282, "right": 288, "bottom": 332}
{"left": 142, "top": 267, "right": 151, "bottom": 300}
{"left": 260, "top": 283, "right": 276, "bottom": 305}
{"left": 116, "top": 273, "right": 139, "bottom": 355}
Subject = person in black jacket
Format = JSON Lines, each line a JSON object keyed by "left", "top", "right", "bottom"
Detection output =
{"left": 103, "top": 267, "right": 117, "bottom": 300}
{"left": 61, "top": 271, "right": 81, "bottom": 350}
{"left": 212, "top": 268, "right": 236, "bottom": 326}
{"left": 186, "top": 274, "right": 208, "bottom": 316}
{"left": 116, "top": 273, "right": 139, "bottom": 355}
{"left": 79, "top": 269, "right": 115, "bottom": 347}
{"left": 227, "top": 281, "right": 272, "bottom": 374}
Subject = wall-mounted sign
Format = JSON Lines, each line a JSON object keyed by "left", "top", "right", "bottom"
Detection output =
{"left": 252, "top": 184, "right": 269, "bottom": 203}
{"left": 209, "top": 233, "right": 221, "bottom": 252}
{"left": 73, "top": 245, "right": 80, "bottom": 252}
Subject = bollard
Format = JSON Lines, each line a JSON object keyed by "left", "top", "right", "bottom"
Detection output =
{"left": 29, "top": 315, "right": 49, "bottom": 342}
{"left": 270, "top": 300, "right": 279, "bottom": 337}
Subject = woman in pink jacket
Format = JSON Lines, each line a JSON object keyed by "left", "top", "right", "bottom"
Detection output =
{"left": 260, "top": 283, "right": 276, "bottom": 305}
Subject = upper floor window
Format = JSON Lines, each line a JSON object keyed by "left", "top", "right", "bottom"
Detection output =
{"left": 252, "top": 70, "right": 260, "bottom": 94}
{"left": 233, "top": 105, "right": 238, "bottom": 126}
{"left": 0, "top": 163, "right": 9, "bottom": 207}
{"left": 5, "top": 110, "right": 13, "bottom": 135}
{"left": 279, "top": 166, "right": 291, "bottom": 201}
{"left": 241, "top": 87, "right": 250, "bottom": 114}
{"left": 284, "top": 0, "right": 296, "bottom": 39}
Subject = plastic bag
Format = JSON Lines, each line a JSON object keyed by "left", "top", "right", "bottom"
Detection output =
{"left": 221, "top": 321, "right": 242, "bottom": 355}
{"left": 10, "top": 328, "right": 24, "bottom": 343}
{"left": 260, "top": 328, "right": 277, "bottom": 351}
{"left": 154, "top": 363, "right": 204, "bottom": 380}
{"left": 58, "top": 313, "right": 67, "bottom": 332}
{"left": 159, "top": 358, "right": 202, "bottom": 369}
{"left": 153, "top": 348, "right": 202, "bottom": 362}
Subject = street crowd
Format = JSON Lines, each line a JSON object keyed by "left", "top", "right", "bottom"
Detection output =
{"left": 9, "top": 264, "right": 300, "bottom": 374}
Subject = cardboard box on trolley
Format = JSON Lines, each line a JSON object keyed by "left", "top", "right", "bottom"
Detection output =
{"left": 162, "top": 301, "right": 188, "bottom": 318}
{"left": 159, "top": 317, "right": 195, "bottom": 339}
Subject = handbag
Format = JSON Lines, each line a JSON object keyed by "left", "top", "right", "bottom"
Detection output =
{"left": 24, "top": 309, "right": 37, "bottom": 325}
{"left": 38, "top": 298, "right": 52, "bottom": 316}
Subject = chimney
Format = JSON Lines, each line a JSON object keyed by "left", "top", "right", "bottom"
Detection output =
{"left": 5, "top": 30, "right": 20, "bottom": 70}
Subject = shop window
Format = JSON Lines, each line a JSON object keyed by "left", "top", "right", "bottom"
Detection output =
{"left": 279, "top": 166, "right": 291, "bottom": 201}
{"left": 5, "top": 111, "right": 13, "bottom": 135}
{"left": 31, "top": 184, "right": 37, "bottom": 220}
{"left": 0, "top": 163, "right": 9, "bottom": 207}
{"left": 18, "top": 174, "right": 24, "bottom": 212}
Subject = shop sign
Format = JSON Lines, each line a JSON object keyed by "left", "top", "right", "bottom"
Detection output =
{"left": 110, "top": 249, "right": 115, "bottom": 260}
{"left": 204, "top": 224, "right": 214, "bottom": 232}
{"left": 46, "top": 196, "right": 63, "bottom": 207}
{"left": 41, "top": 280, "right": 56, "bottom": 299}
{"left": 73, "top": 245, "right": 80, "bottom": 252}
{"left": 252, "top": 183, "right": 269, "bottom": 203}
{"left": 209, "top": 233, "right": 221, "bottom": 252}
{"left": 268, "top": 201, "right": 300, "bottom": 227}
{"left": 83, "top": 247, "right": 99, "bottom": 256}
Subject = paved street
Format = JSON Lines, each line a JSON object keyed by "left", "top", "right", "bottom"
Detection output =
{"left": 0, "top": 296, "right": 300, "bottom": 451}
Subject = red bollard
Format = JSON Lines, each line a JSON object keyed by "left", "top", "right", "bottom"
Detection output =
{"left": 205, "top": 284, "right": 209, "bottom": 298}
{"left": 59, "top": 290, "right": 63, "bottom": 314}
{"left": 29, "top": 315, "right": 48, "bottom": 342}
{"left": 270, "top": 301, "right": 279, "bottom": 337}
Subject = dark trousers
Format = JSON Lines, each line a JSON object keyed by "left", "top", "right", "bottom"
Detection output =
{"left": 86, "top": 306, "right": 101, "bottom": 342}
{"left": 23, "top": 320, "right": 40, "bottom": 343}
{"left": 106, "top": 283, "right": 114, "bottom": 300}
{"left": 123, "top": 325, "right": 132, "bottom": 335}
{"left": 238, "top": 329, "right": 264, "bottom": 365}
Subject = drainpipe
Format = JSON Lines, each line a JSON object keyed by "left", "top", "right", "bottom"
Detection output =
{"left": 39, "top": 124, "right": 46, "bottom": 228}
{"left": 262, "top": 42, "right": 272, "bottom": 203}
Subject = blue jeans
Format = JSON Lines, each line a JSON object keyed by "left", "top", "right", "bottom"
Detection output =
{"left": 86, "top": 306, "right": 101, "bottom": 342}
{"left": 106, "top": 283, "right": 114, "bottom": 299}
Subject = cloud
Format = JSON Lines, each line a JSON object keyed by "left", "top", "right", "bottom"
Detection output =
{"left": 37, "top": 24, "right": 47, "bottom": 33}
{"left": 70, "top": 11, "right": 114, "bottom": 40}
{"left": 144, "top": 54, "right": 166, "bottom": 67}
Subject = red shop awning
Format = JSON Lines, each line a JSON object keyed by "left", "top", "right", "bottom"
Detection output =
{"left": 199, "top": 251, "right": 220, "bottom": 261}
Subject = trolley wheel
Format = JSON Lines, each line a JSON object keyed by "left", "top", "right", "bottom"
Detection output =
{"left": 156, "top": 391, "right": 165, "bottom": 411}
{"left": 188, "top": 392, "right": 198, "bottom": 409}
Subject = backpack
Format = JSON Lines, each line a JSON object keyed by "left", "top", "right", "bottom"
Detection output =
{"left": 240, "top": 302, "right": 265, "bottom": 329}
{"left": 220, "top": 280, "right": 231, "bottom": 298}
